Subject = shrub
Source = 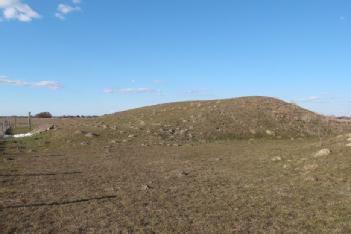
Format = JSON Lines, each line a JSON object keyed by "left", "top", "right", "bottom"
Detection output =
{"left": 35, "top": 112, "right": 53, "bottom": 118}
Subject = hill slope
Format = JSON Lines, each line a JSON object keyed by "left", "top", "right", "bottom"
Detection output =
{"left": 99, "top": 96, "right": 350, "bottom": 143}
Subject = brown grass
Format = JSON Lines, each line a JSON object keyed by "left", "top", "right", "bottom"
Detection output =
{"left": 1, "top": 96, "right": 351, "bottom": 233}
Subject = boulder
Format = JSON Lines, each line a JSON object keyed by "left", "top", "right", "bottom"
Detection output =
{"left": 314, "top": 148, "right": 331, "bottom": 157}
{"left": 271, "top": 156, "right": 282, "bottom": 161}
{"left": 266, "top": 130, "right": 275, "bottom": 136}
{"left": 85, "top": 132, "right": 98, "bottom": 138}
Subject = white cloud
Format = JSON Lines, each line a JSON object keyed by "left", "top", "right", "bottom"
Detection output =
{"left": 104, "top": 87, "right": 156, "bottom": 94}
{"left": 182, "top": 88, "right": 211, "bottom": 97}
{"left": 295, "top": 96, "right": 321, "bottom": 103}
{"left": 293, "top": 96, "right": 336, "bottom": 104}
{"left": 0, "top": 0, "right": 40, "bottom": 22}
{"left": 153, "top": 79, "right": 164, "bottom": 84}
{"left": 103, "top": 88, "right": 114, "bottom": 94}
{"left": 55, "top": 3, "right": 80, "bottom": 20}
{"left": 0, "top": 76, "right": 62, "bottom": 90}
{"left": 72, "top": 0, "right": 81, "bottom": 4}
{"left": 32, "top": 80, "right": 62, "bottom": 89}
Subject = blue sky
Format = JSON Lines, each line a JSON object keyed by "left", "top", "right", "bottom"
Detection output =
{"left": 1, "top": 0, "right": 351, "bottom": 116}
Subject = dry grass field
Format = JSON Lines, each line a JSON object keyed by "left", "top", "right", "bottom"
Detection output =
{"left": 1, "top": 97, "right": 351, "bottom": 233}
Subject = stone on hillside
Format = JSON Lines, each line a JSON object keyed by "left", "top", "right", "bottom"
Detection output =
{"left": 314, "top": 148, "right": 331, "bottom": 157}
{"left": 177, "top": 171, "right": 189, "bottom": 177}
{"left": 74, "top": 130, "right": 84, "bottom": 135}
{"left": 271, "top": 156, "right": 282, "bottom": 161}
{"left": 347, "top": 138, "right": 351, "bottom": 142}
{"left": 304, "top": 176, "right": 319, "bottom": 182}
{"left": 346, "top": 143, "right": 351, "bottom": 147}
{"left": 85, "top": 132, "right": 98, "bottom": 138}
{"left": 304, "top": 164, "right": 318, "bottom": 171}
{"left": 266, "top": 130, "right": 275, "bottom": 136}
{"left": 32, "top": 124, "right": 56, "bottom": 134}
{"left": 141, "top": 184, "right": 152, "bottom": 191}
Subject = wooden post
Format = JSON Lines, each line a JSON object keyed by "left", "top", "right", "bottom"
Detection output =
{"left": 14, "top": 116, "right": 17, "bottom": 129}
{"left": 28, "top": 112, "right": 32, "bottom": 130}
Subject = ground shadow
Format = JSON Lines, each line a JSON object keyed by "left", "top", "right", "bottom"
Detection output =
{"left": 0, "top": 171, "right": 81, "bottom": 177}
{"left": 0, "top": 137, "right": 6, "bottom": 155}
{"left": 1, "top": 195, "right": 117, "bottom": 209}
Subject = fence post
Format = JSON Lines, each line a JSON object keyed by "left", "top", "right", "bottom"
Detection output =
{"left": 28, "top": 112, "right": 32, "bottom": 130}
{"left": 14, "top": 116, "right": 17, "bottom": 129}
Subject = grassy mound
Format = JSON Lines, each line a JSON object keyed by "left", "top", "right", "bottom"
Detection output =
{"left": 100, "top": 96, "right": 350, "bottom": 143}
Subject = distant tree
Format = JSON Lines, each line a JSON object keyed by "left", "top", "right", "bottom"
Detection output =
{"left": 35, "top": 112, "right": 53, "bottom": 118}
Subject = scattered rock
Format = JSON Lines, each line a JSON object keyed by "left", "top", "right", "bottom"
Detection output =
{"left": 305, "top": 176, "right": 319, "bottom": 182}
{"left": 347, "top": 138, "right": 351, "bottom": 142}
{"left": 271, "top": 156, "right": 282, "bottom": 162}
{"left": 304, "top": 164, "right": 318, "bottom": 171}
{"left": 314, "top": 148, "right": 331, "bottom": 157}
{"left": 31, "top": 124, "right": 56, "bottom": 134}
{"left": 266, "top": 130, "right": 275, "bottom": 136}
{"left": 141, "top": 184, "right": 152, "bottom": 191}
{"left": 74, "top": 130, "right": 84, "bottom": 135}
{"left": 85, "top": 132, "right": 98, "bottom": 138}
{"left": 80, "top": 141, "right": 89, "bottom": 146}
{"left": 177, "top": 171, "right": 189, "bottom": 177}
{"left": 128, "top": 134, "right": 135, "bottom": 138}
{"left": 346, "top": 143, "right": 351, "bottom": 147}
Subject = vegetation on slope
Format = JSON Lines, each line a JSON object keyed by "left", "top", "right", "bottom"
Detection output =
{"left": 100, "top": 96, "right": 350, "bottom": 144}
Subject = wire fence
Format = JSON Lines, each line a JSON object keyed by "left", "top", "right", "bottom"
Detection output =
{"left": 0, "top": 113, "right": 32, "bottom": 137}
